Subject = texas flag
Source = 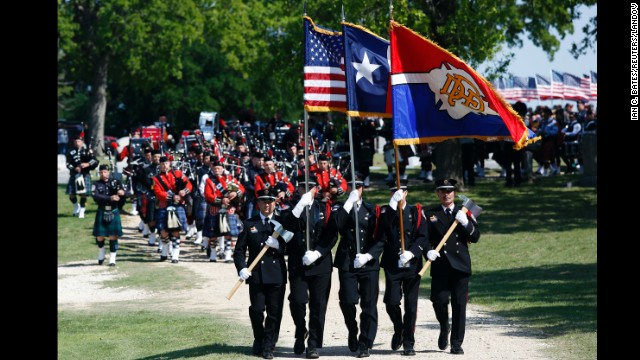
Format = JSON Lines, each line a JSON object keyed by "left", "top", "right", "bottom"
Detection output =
{"left": 389, "top": 21, "right": 538, "bottom": 150}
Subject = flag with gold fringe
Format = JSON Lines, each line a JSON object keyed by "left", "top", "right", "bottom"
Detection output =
{"left": 389, "top": 21, "right": 538, "bottom": 150}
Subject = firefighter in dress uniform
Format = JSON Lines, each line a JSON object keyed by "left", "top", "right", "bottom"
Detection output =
{"left": 333, "top": 174, "right": 384, "bottom": 357}
{"left": 233, "top": 188, "right": 288, "bottom": 359}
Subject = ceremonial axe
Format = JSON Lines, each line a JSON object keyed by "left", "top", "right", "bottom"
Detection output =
{"left": 226, "top": 218, "right": 294, "bottom": 300}
{"left": 418, "top": 195, "right": 483, "bottom": 277}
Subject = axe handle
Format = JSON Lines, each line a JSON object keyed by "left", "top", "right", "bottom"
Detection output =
{"left": 226, "top": 231, "right": 281, "bottom": 300}
{"left": 418, "top": 207, "right": 468, "bottom": 277}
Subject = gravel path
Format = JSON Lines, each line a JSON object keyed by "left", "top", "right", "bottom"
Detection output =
{"left": 58, "top": 213, "right": 552, "bottom": 359}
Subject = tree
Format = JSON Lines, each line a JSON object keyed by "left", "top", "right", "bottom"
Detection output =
{"left": 58, "top": 0, "right": 205, "bottom": 155}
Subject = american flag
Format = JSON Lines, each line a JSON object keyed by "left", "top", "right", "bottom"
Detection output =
{"left": 535, "top": 74, "right": 553, "bottom": 100}
{"left": 551, "top": 70, "right": 564, "bottom": 99}
{"left": 563, "top": 72, "right": 590, "bottom": 101}
{"left": 303, "top": 16, "right": 346, "bottom": 112}
{"left": 590, "top": 71, "right": 597, "bottom": 100}
{"left": 511, "top": 76, "right": 538, "bottom": 101}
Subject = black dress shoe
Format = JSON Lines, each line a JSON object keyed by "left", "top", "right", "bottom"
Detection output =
{"left": 450, "top": 345, "right": 464, "bottom": 355}
{"left": 348, "top": 332, "right": 358, "bottom": 352}
{"left": 160, "top": 256, "right": 167, "bottom": 261}
{"left": 306, "top": 348, "right": 319, "bottom": 359}
{"left": 108, "top": 263, "right": 116, "bottom": 267}
{"left": 261, "top": 349, "right": 274, "bottom": 359}
{"left": 438, "top": 323, "right": 451, "bottom": 350}
{"left": 294, "top": 338, "right": 305, "bottom": 355}
{"left": 391, "top": 332, "right": 403, "bottom": 351}
{"left": 402, "top": 347, "right": 416, "bottom": 356}
{"left": 98, "top": 259, "right": 104, "bottom": 265}
{"left": 356, "top": 343, "right": 370, "bottom": 358}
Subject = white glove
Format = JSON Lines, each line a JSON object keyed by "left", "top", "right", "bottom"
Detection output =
{"left": 265, "top": 236, "right": 279, "bottom": 249}
{"left": 239, "top": 268, "right": 252, "bottom": 280}
{"left": 399, "top": 251, "right": 415, "bottom": 264}
{"left": 343, "top": 190, "right": 360, "bottom": 214}
{"left": 455, "top": 210, "right": 469, "bottom": 226}
{"left": 292, "top": 191, "right": 315, "bottom": 218}
{"left": 389, "top": 189, "right": 404, "bottom": 210}
{"left": 302, "top": 250, "right": 322, "bottom": 266}
{"left": 426, "top": 250, "right": 440, "bottom": 262}
{"left": 354, "top": 253, "right": 374, "bottom": 268}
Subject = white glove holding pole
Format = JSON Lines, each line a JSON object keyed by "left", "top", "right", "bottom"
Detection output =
{"left": 354, "top": 253, "right": 374, "bottom": 268}
{"left": 426, "top": 250, "right": 440, "bottom": 262}
{"left": 265, "top": 236, "right": 279, "bottom": 249}
{"left": 389, "top": 189, "right": 404, "bottom": 211}
{"left": 399, "top": 251, "right": 415, "bottom": 264}
{"left": 455, "top": 210, "right": 469, "bottom": 226}
{"left": 343, "top": 189, "right": 360, "bottom": 214}
{"left": 292, "top": 191, "right": 315, "bottom": 218}
{"left": 239, "top": 268, "right": 252, "bottom": 280}
{"left": 302, "top": 250, "right": 322, "bottom": 266}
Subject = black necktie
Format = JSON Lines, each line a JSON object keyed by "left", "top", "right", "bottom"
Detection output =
{"left": 264, "top": 217, "right": 270, "bottom": 226}
{"left": 445, "top": 208, "right": 452, "bottom": 221}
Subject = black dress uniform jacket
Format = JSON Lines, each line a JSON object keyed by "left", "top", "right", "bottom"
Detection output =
{"left": 333, "top": 200, "right": 384, "bottom": 272}
{"left": 423, "top": 205, "right": 480, "bottom": 276}
{"left": 281, "top": 200, "right": 339, "bottom": 276}
{"left": 233, "top": 214, "right": 288, "bottom": 285}
{"left": 378, "top": 204, "right": 429, "bottom": 277}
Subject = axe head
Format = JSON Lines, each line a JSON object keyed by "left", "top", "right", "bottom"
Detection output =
{"left": 458, "top": 195, "right": 483, "bottom": 219}
{"left": 269, "top": 218, "right": 294, "bottom": 243}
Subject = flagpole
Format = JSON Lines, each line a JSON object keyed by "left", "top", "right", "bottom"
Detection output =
{"left": 389, "top": 0, "right": 404, "bottom": 255}
{"left": 342, "top": 5, "right": 362, "bottom": 254}
{"left": 393, "top": 145, "right": 405, "bottom": 255}
{"left": 303, "top": 1, "right": 311, "bottom": 251}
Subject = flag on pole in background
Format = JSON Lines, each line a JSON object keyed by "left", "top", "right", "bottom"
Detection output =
{"left": 389, "top": 21, "right": 538, "bottom": 150}
{"left": 551, "top": 70, "right": 565, "bottom": 99}
{"left": 303, "top": 16, "right": 346, "bottom": 112}
{"left": 511, "top": 76, "right": 538, "bottom": 102}
{"left": 535, "top": 74, "right": 553, "bottom": 100}
{"left": 342, "top": 22, "right": 391, "bottom": 118}
{"left": 589, "top": 71, "right": 597, "bottom": 100}
{"left": 563, "top": 72, "right": 590, "bottom": 101}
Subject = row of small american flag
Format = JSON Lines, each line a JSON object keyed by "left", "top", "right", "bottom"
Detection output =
{"left": 492, "top": 71, "right": 597, "bottom": 103}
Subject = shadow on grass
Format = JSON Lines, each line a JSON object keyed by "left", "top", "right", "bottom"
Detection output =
{"left": 134, "top": 343, "right": 252, "bottom": 359}
{"left": 470, "top": 263, "right": 596, "bottom": 337}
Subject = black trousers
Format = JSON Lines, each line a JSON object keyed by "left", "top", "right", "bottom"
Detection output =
{"left": 430, "top": 269, "right": 469, "bottom": 348}
{"left": 248, "top": 283, "right": 286, "bottom": 351}
{"left": 338, "top": 270, "right": 379, "bottom": 348}
{"left": 288, "top": 271, "right": 332, "bottom": 349}
{"left": 383, "top": 271, "right": 421, "bottom": 349}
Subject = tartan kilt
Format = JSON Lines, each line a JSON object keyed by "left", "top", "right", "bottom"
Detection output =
{"left": 139, "top": 194, "right": 156, "bottom": 223}
{"left": 203, "top": 211, "right": 243, "bottom": 238}
{"left": 195, "top": 197, "right": 208, "bottom": 227}
{"left": 202, "top": 206, "right": 218, "bottom": 238}
{"left": 66, "top": 173, "right": 92, "bottom": 195}
{"left": 155, "top": 205, "right": 188, "bottom": 232}
{"left": 92, "top": 209, "right": 123, "bottom": 237}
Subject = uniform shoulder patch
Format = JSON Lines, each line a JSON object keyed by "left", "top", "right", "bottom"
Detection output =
{"left": 429, "top": 215, "right": 438, "bottom": 222}
{"left": 250, "top": 226, "right": 258, "bottom": 233}
{"left": 331, "top": 205, "right": 340, "bottom": 211}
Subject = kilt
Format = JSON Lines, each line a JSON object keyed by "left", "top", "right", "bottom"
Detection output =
{"left": 203, "top": 209, "right": 243, "bottom": 238}
{"left": 155, "top": 205, "right": 188, "bottom": 232}
{"left": 66, "top": 173, "right": 92, "bottom": 195}
{"left": 92, "top": 209, "right": 123, "bottom": 237}
{"left": 139, "top": 193, "right": 156, "bottom": 223}
{"left": 195, "top": 197, "right": 208, "bottom": 227}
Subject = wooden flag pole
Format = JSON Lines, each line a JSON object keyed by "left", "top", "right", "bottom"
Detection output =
{"left": 393, "top": 144, "right": 405, "bottom": 254}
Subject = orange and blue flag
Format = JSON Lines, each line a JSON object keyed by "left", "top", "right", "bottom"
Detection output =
{"left": 389, "top": 21, "right": 538, "bottom": 150}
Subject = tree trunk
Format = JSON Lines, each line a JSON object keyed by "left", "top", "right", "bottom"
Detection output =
{"left": 434, "top": 139, "right": 465, "bottom": 188}
{"left": 89, "top": 54, "right": 109, "bottom": 156}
